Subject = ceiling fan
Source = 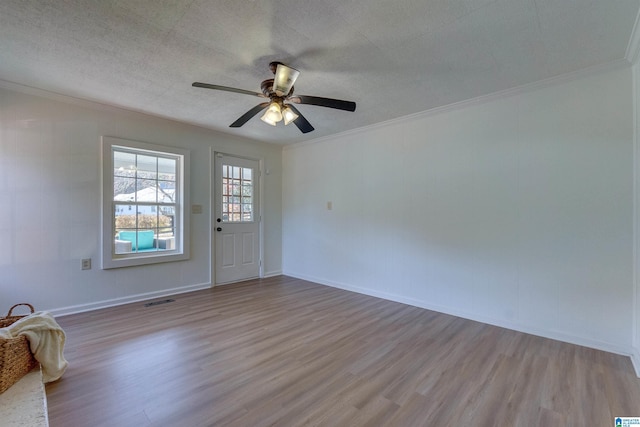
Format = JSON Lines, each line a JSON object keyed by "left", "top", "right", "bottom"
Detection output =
{"left": 192, "top": 62, "right": 356, "bottom": 134}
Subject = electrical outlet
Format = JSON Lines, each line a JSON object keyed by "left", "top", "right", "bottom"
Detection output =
{"left": 81, "top": 258, "right": 91, "bottom": 270}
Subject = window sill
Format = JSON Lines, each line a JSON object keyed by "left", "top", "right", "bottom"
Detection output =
{"left": 102, "top": 251, "right": 189, "bottom": 269}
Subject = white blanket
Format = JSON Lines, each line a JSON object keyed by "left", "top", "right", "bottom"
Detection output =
{"left": 0, "top": 312, "right": 68, "bottom": 383}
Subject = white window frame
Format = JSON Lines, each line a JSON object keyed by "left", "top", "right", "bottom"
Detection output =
{"left": 101, "top": 136, "right": 190, "bottom": 269}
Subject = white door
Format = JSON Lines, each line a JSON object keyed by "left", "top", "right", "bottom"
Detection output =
{"left": 214, "top": 154, "right": 261, "bottom": 284}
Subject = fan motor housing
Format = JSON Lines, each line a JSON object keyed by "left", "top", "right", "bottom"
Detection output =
{"left": 260, "top": 79, "right": 274, "bottom": 96}
{"left": 261, "top": 79, "right": 294, "bottom": 98}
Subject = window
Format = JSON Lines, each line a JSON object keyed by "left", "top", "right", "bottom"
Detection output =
{"left": 101, "top": 137, "right": 190, "bottom": 269}
{"left": 221, "top": 164, "right": 254, "bottom": 222}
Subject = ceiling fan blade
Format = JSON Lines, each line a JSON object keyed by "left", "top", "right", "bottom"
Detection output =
{"left": 230, "top": 102, "right": 270, "bottom": 128}
{"left": 286, "top": 105, "right": 314, "bottom": 133}
{"left": 273, "top": 64, "right": 300, "bottom": 97}
{"left": 290, "top": 95, "right": 356, "bottom": 112}
{"left": 192, "top": 82, "right": 265, "bottom": 98}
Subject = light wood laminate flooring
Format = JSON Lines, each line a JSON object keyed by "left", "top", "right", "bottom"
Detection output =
{"left": 46, "top": 276, "right": 640, "bottom": 426}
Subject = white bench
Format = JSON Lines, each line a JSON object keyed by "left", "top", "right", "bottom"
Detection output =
{"left": 0, "top": 367, "right": 48, "bottom": 426}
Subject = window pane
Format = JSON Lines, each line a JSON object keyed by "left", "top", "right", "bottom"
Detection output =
{"left": 243, "top": 204, "right": 252, "bottom": 221}
{"left": 137, "top": 205, "right": 155, "bottom": 230}
{"left": 115, "top": 204, "right": 136, "bottom": 234}
{"left": 114, "top": 177, "right": 136, "bottom": 200}
{"left": 113, "top": 151, "right": 136, "bottom": 176}
{"left": 222, "top": 179, "right": 229, "bottom": 196}
{"left": 136, "top": 155, "right": 157, "bottom": 179}
{"left": 242, "top": 168, "right": 252, "bottom": 181}
{"left": 158, "top": 206, "right": 175, "bottom": 236}
{"left": 242, "top": 183, "right": 252, "bottom": 197}
{"left": 135, "top": 179, "right": 157, "bottom": 202}
{"left": 158, "top": 181, "right": 175, "bottom": 203}
{"left": 158, "top": 157, "right": 176, "bottom": 177}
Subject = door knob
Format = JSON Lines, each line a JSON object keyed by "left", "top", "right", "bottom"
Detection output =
{"left": 217, "top": 218, "right": 221, "bottom": 223}
{"left": 216, "top": 227, "right": 222, "bottom": 232}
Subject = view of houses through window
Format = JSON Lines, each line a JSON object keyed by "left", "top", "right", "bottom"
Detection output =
{"left": 113, "top": 148, "right": 178, "bottom": 254}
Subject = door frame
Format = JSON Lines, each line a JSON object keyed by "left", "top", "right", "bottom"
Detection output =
{"left": 211, "top": 150, "right": 264, "bottom": 285}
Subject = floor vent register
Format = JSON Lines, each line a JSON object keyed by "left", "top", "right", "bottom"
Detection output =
{"left": 144, "top": 299, "right": 176, "bottom": 307}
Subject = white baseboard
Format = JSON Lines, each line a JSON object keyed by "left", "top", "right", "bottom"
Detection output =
{"left": 49, "top": 282, "right": 212, "bottom": 317}
{"left": 285, "top": 271, "right": 639, "bottom": 374}
{"left": 213, "top": 271, "right": 283, "bottom": 287}
{"left": 263, "top": 270, "right": 283, "bottom": 278}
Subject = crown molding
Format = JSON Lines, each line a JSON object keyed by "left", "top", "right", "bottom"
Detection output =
{"left": 0, "top": 78, "right": 132, "bottom": 112}
{"left": 285, "top": 58, "right": 632, "bottom": 151}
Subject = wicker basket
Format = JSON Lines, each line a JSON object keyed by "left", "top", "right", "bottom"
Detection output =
{"left": 0, "top": 303, "right": 38, "bottom": 394}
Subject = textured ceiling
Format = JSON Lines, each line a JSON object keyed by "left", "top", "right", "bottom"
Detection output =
{"left": 0, "top": 0, "right": 638, "bottom": 145}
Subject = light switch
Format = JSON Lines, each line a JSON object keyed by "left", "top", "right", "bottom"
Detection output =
{"left": 192, "top": 204, "right": 203, "bottom": 214}
{"left": 327, "top": 201, "right": 333, "bottom": 210}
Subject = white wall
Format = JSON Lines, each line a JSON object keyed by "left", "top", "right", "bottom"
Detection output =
{"left": 283, "top": 66, "right": 634, "bottom": 356}
{"left": 0, "top": 85, "right": 282, "bottom": 315}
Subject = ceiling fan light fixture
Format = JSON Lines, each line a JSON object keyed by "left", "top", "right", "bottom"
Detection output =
{"left": 194, "top": 61, "right": 356, "bottom": 133}
{"left": 282, "top": 105, "right": 299, "bottom": 125}
{"left": 273, "top": 63, "right": 300, "bottom": 97}
{"left": 260, "top": 102, "right": 282, "bottom": 125}
{"left": 260, "top": 115, "right": 277, "bottom": 126}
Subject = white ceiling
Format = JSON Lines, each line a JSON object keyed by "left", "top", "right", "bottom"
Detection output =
{"left": 1, "top": 0, "right": 638, "bottom": 145}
